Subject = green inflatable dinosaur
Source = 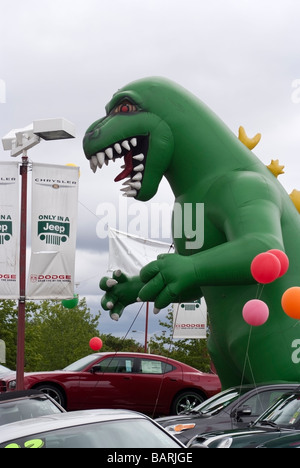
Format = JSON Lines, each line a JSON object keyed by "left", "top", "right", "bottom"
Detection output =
{"left": 83, "top": 77, "right": 300, "bottom": 388}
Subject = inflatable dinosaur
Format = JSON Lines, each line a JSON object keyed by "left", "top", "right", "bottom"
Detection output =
{"left": 83, "top": 77, "right": 300, "bottom": 388}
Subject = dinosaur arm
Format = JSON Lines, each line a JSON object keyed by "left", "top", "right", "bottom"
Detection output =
{"left": 139, "top": 173, "right": 285, "bottom": 309}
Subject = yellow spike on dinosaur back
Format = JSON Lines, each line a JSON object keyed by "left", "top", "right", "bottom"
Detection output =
{"left": 267, "top": 159, "right": 285, "bottom": 177}
{"left": 238, "top": 126, "right": 261, "bottom": 150}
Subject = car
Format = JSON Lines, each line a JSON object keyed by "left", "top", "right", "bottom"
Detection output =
{"left": 156, "top": 383, "right": 300, "bottom": 445}
{"left": 0, "top": 389, "right": 65, "bottom": 425}
{"left": 257, "top": 432, "right": 300, "bottom": 448}
{"left": 0, "top": 409, "right": 187, "bottom": 448}
{"left": 187, "top": 389, "right": 300, "bottom": 448}
{"left": 0, "top": 364, "right": 11, "bottom": 375}
{"left": 0, "top": 352, "right": 221, "bottom": 416}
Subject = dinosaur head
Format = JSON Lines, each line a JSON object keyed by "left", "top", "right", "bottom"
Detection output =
{"left": 83, "top": 77, "right": 175, "bottom": 201}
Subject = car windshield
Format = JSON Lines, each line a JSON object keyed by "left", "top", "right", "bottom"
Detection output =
{"left": 190, "top": 388, "right": 251, "bottom": 415}
{"left": 0, "top": 418, "right": 182, "bottom": 448}
{"left": 0, "top": 364, "right": 11, "bottom": 374}
{"left": 255, "top": 393, "right": 300, "bottom": 429}
{"left": 63, "top": 354, "right": 101, "bottom": 371}
{"left": 0, "top": 397, "right": 62, "bottom": 425}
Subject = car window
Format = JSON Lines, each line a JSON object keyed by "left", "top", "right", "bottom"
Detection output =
{"left": 0, "top": 397, "right": 62, "bottom": 425}
{"left": 96, "top": 357, "right": 134, "bottom": 373}
{"left": 0, "top": 419, "right": 182, "bottom": 448}
{"left": 138, "top": 359, "right": 173, "bottom": 374}
{"left": 241, "top": 389, "right": 286, "bottom": 416}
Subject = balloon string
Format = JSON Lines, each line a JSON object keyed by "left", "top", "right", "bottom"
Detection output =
{"left": 240, "top": 325, "right": 253, "bottom": 389}
{"left": 256, "top": 283, "right": 265, "bottom": 299}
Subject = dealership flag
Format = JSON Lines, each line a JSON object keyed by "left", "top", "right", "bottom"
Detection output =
{"left": 27, "top": 163, "right": 79, "bottom": 299}
{"left": 0, "top": 162, "right": 19, "bottom": 299}
{"left": 108, "top": 227, "right": 174, "bottom": 276}
{"left": 172, "top": 301, "right": 207, "bottom": 339}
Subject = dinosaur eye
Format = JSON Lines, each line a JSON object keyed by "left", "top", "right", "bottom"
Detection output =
{"left": 113, "top": 101, "right": 138, "bottom": 114}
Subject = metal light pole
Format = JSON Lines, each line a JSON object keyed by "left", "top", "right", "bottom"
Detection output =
{"left": 2, "top": 119, "right": 75, "bottom": 389}
{"left": 16, "top": 151, "right": 28, "bottom": 389}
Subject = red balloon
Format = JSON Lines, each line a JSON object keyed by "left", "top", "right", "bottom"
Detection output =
{"left": 250, "top": 252, "right": 281, "bottom": 284}
{"left": 242, "top": 299, "right": 269, "bottom": 326}
{"left": 89, "top": 337, "right": 103, "bottom": 351}
{"left": 268, "top": 249, "right": 289, "bottom": 277}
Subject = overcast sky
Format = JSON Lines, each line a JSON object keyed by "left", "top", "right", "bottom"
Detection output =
{"left": 1, "top": 0, "right": 300, "bottom": 343}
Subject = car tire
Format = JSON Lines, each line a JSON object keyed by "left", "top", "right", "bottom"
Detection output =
{"left": 171, "top": 390, "right": 205, "bottom": 415}
{"left": 34, "top": 384, "right": 66, "bottom": 408}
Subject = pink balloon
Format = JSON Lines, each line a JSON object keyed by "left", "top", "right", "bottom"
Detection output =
{"left": 268, "top": 249, "right": 289, "bottom": 277}
{"left": 250, "top": 252, "right": 281, "bottom": 284}
{"left": 242, "top": 299, "right": 269, "bottom": 326}
{"left": 89, "top": 337, "right": 103, "bottom": 351}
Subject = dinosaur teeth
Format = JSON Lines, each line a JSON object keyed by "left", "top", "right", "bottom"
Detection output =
{"left": 121, "top": 140, "right": 130, "bottom": 151}
{"left": 133, "top": 153, "right": 144, "bottom": 161}
{"left": 132, "top": 172, "right": 143, "bottom": 181}
{"left": 96, "top": 152, "right": 105, "bottom": 168}
{"left": 114, "top": 143, "right": 122, "bottom": 154}
{"left": 105, "top": 148, "right": 114, "bottom": 159}
{"left": 89, "top": 136, "right": 146, "bottom": 196}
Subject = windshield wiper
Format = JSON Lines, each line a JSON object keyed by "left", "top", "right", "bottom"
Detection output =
{"left": 258, "top": 420, "right": 279, "bottom": 428}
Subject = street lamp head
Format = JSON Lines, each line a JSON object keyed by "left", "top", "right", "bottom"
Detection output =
{"left": 33, "top": 118, "right": 75, "bottom": 141}
{"left": 2, "top": 118, "right": 75, "bottom": 157}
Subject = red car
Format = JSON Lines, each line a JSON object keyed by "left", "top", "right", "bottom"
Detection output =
{"left": 0, "top": 352, "right": 221, "bottom": 416}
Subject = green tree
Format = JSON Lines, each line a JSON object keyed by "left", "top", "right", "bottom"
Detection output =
{"left": 0, "top": 298, "right": 101, "bottom": 371}
{"left": 26, "top": 297, "right": 101, "bottom": 371}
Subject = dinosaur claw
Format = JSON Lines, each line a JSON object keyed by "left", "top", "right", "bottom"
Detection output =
{"left": 110, "top": 313, "right": 119, "bottom": 321}
{"left": 107, "top": 301, "right": 114, "bottom": 310}
{"left": 106, "top": 279, "right": 118, "bottom": 288}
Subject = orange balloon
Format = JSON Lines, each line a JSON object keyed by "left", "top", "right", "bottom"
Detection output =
{"left": 281, "top": 287, "right": 300, "bottom": 319}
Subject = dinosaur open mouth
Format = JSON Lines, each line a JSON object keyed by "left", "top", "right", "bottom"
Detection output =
{"left": 89, "top": 135, "right": 149, "bottom": 197}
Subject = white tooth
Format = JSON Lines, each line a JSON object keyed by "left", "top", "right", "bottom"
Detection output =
{"left": 122, "top": 140, "right": 130, "bottom": 151}
{"left": 122, "top": 178, "right": 132, "bottom": 186}
{"left": 133, "top": 164, "right": 144, "bottom": 172}
{"left": 114, "top": 143, "right": 122, "bottom": 154}
{"left": 121, "top": 186, "right": 132, "bottom": 192}
{"left": 105, "top": 148, "right": 113, "bottom": 159}
{"left": 130, "top": 181, "right": 141, "bottom": 190}
{"left": 132, "top": 172, "right": 142, "bottom": 181}
{"left": 130, "top": 138, "right": 137, "bottom": 147}
{"left": 133, "top": 153, "right": 144, "bottom": 161}
{"left": 123, "top": 190, "right": 137, "bottom": 197}
{"left": 90, "top": 156, "right": 98, "bottom": 173}
{"left": 96, "top": 152, "right": 105, "bottom": 168}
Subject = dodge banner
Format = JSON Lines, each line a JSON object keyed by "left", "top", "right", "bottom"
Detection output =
{"left": 0, "top": 162, "right": 20, "bottom": 299}
{"left": 173, "top": 301, "right": 207, "bottom": 339}
{"left": 27, "top": 163, "right": 79, "bottom": 299}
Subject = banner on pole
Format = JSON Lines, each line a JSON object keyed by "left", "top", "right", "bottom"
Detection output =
{"left": 108, "top": 227, "right": 174, "bottom": 276}
{"left": 27, "top": 163, "right": 79, "bottom": 299}
{"left": 0, "top": 162, "right": 20, "bottom": 299}
{"left": 173, "top": 301, "right": 207, "bottom": 339}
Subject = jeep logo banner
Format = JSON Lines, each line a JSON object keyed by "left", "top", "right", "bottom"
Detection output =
{"left": 0, "top": 162, "right": 19, "bottom": 299}
{"left": 26, "top": 163, "right": 79, "bottom": 299}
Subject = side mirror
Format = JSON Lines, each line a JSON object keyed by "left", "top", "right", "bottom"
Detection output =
{"left": 232, "top": 405, "right": 252, "bottom": 420}
{"left": 90, "top": 364, "right": 102, "bottom": 373}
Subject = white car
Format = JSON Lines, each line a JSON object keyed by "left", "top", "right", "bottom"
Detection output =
{"left": 0, "top": 409, "right": 187, "bottom": 448}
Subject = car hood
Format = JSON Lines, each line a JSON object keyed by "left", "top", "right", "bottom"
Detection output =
{"left": 0, "top": 370, "right": 68, "bottom": 381}
{"left": 156, "top": 413, "right": 204, "bottom": 426}
{"left": 190, "top": 426, "right": 288, "bottom": 448}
